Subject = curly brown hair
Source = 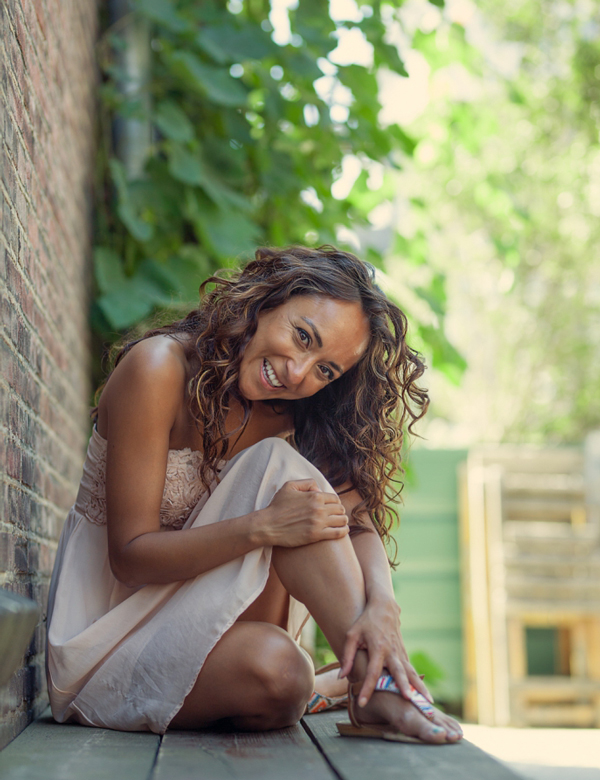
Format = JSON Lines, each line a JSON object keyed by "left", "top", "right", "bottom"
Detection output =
{"left": 101, "top": 245, "right": 429, "bottom": 558}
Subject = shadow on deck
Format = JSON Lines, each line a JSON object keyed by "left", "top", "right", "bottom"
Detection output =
{"left": 0, "top": 709, "right": 521, "bottom": 780}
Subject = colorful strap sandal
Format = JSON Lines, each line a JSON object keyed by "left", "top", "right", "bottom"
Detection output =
{"left": 305, "top": 662, "right": 349, "bottom": 715}
{"left": 336, "top": 673, "right": 442, "bottom": 744}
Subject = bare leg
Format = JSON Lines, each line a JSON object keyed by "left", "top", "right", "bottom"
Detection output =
{"left": 170, "top": 439, "right": 460, "bottom": 739}
{"left": 173, "top": 535, "right": 460, "bottom": 741}
{"left": 170, "top": 620, "right": 314, "bottom": 730}
{"left": 272, "top": 538, "right": 462, "bottom": 743}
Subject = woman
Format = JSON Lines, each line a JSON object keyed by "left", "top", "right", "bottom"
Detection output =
{"left": 46, "top": 245, "right": 463, "bottom": 744}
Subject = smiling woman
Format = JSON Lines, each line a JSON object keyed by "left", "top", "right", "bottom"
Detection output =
{"left": 45, "top": 245, "right": 464, "bottom": 745}
{"left": 238, "top": 296, "right": 369, "bottom": 400}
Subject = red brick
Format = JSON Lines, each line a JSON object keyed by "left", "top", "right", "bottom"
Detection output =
{"left": 0, "top": 0, "right": 98, "bottom": 747}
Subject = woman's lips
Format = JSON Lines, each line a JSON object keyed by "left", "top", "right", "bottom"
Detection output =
{"left": 261, "top": 358, "right": 284, "bottom": 389}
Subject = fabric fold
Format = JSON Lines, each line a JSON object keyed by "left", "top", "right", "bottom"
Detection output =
{"left": 47, "top": 436, "right": 333, "bottom": 733}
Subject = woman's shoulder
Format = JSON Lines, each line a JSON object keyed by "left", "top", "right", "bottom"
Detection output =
{"left": 98, "top": 335, "right": 191, "bottom": 426}
{"left": 115, "top": 335, "right": 190, "bottom": 386}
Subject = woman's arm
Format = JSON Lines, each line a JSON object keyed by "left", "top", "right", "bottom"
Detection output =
{"left": 100, "top": 338, "right": 347, "bottom": 588}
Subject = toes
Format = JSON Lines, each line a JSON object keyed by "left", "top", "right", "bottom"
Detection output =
{"left": 439, "top": 713, "right": 464, "bottom": 741}
{"left": 420, "top": 709, "right": 462, "bottom": 743}
{"left": 395, "top": 706, "right": 447, "bottom": 744}
{"left": 419, "top": 720, "right": 448, "bottom": 744}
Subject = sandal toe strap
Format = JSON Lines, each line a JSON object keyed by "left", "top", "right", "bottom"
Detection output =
{"left": 368, "top": 674, "right": 436, "bottom": 721}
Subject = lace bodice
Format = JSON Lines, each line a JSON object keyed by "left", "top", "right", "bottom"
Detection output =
{"left": 74, "top": 428, "right": 215, "bottom": 530}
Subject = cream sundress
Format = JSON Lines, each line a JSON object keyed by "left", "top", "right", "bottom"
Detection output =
{"left": 46, "top": 430, "right": 329, "bottom": 734}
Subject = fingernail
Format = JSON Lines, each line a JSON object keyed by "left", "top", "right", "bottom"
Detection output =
{"left": 337, "top": 669, "right": 344, "bottom": 679}
{"left": 359, "top": 697, "right": 367, "bottom": 707}
{"left": 432, "top": 726, "right": 444, "bottom": 734}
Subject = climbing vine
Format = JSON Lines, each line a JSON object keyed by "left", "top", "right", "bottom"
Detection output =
{"left": 93, "top": 0, "right": 462, "bottom": 382}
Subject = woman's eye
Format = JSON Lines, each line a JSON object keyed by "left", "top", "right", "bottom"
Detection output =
{"left": 319, "top": 365, "right": 334, "bottom": 381}
{"left": 297, "top": 328, "right": 310, "bottom": 345}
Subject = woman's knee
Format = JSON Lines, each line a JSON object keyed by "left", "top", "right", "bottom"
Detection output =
{"left": 248, "top": 625, "right": 314, "bottom": 727}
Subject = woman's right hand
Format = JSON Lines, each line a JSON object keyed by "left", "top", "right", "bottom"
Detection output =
{"left": 258, "top": 479, "right": 349, "bottom": 547}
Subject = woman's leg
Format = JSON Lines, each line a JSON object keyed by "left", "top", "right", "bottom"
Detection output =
{"left": 170, "top": 620, "right": 314, "bottom": 730}
{"left": 172, "top": 535, "right": 459, "bottom": 741}
{"left": 270, "top": 538, "right": 461, "bottom": 742}
{"left": 171, "top": 439, "right": 459, "bottom": 739}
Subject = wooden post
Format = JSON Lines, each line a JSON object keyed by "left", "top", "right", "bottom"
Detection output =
{"left": 485, "top": 465, "right": 511, "bottom": 726}
{"left": 584, "top": 430, "right": 600, "bottom": 527}
{"left": 466, "top": 457, "right": 495, "bottom": 724}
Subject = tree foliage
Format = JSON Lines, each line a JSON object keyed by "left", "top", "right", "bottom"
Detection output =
{"left": 93, "top": 0, "right": 461, "bottom": 391}
{"left": 391, "top": 0, "right": 600, "bottom": 443}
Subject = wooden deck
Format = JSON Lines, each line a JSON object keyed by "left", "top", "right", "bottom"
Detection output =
{"left": 0, "top": 709, "right": 521, "bottom": 780}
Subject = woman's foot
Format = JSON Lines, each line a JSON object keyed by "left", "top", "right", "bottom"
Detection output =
{"left": 355, "top": 688, "right": 463, "bottom": 744}
{"left": 313, "top": 667, "right": 348, "bottom": 699}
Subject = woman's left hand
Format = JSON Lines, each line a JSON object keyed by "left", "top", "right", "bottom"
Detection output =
{"left": 338, "top": 595, "right": 434, "bottom": 708}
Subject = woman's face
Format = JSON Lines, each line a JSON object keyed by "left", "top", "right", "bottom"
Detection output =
{"left": 238, "top": 295, "right": 370, "bottom": 402}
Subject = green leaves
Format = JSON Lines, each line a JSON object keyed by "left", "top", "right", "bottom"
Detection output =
{"left": 196, "top": 24, "right": 277, "bottom": 64}
{"left": 154, "top": 100, "right": 195, "bottom": 142}
{"left": 94, "top": 248, "right": 208, "bottom": 329}
{"left": 167, "top": 143, "right": 207, "bottom": 186}
{"left": 109, "top": 159, "right": 154, "bottom": 242}
{"left": 95, "top": 0, "right": 464, "bottom": 398}
{"left": 166, "top": 51, "right": 248, "bottom": 106}
{"left": 94, "top": 249, "right": 167, "bottom": 329}
{"left": 135, "top": 0, "right": 190, "bottom": 33}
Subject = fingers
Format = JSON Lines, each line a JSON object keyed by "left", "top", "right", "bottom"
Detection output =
{"left": 357, "top": 652, "right": 386, "bottom": 707}
{"left": 320, "top": 491, "right": 343, "bottom": 504}
{"left": 287, "top": 478, "right": 321, "bottom": 492}
{"left": 286, "top": 481, "right": 342, "bottom": 502}
{"left": 387, "top": 657, "right": 413, "bottom": 701}
{"left": 319, "top": 525, "right": 349, "bottom": 541}
{"left": 325, "top": 509, "right": 349, "bottom": 526}
{"left": 339, "top": 633, "right": 360, "bottom": 681}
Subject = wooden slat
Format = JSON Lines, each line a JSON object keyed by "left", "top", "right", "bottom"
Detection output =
{"left": 521, "top": 704, "right": 596, "bottom": 727}
{"left": 512, "top": 678, "right": 600, "bottom": 700}
{"left": 0, "top": 711, "right": 159, "bottom": 780}
{"left": 303, "top": 712, "right": 521, "bottom": 780}
{"left": 154, "top": 722, "right": 334, "bottom": 780}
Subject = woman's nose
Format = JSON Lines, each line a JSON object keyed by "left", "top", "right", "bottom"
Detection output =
{"left": 286, "top": 357, "right": 311, "bottom": 385}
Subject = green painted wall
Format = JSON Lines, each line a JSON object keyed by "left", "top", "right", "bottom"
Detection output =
{"left": 392, "top": 449, "right": 467, "bottom": 705}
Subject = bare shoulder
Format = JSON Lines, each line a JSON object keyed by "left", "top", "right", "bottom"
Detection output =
{"left": 98, "top": 335, "right": 190, "bottom": 434}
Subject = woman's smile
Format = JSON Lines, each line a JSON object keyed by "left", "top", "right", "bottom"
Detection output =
{"left": 261, "top": 358, "right": 285, "bottom": 389}
{"left": 238, "top": 295, "right": 370, "bottom": 402}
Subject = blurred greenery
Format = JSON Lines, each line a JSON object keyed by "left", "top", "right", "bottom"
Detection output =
{"left": 93, "top": 0, "right": 463, "bottom": 391}
{"left": 387, "top": 0, "right": 600, "bottom": 444}
{"left": 315, "top": 623, "right": 337, "bottom": 668}
{"left": 409, "top": 649, "right": 444, "bottom": 697}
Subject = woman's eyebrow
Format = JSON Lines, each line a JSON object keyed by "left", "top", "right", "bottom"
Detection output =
{"left": 300, "top": 317, "right": 343, "bottom": 375}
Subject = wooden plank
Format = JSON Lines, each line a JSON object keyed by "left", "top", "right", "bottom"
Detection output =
{"left": 154, "top": 722, "right": 334, "bottom": 780}
{"left": 465, "top": 458, "right": 495, "bottom": 724}
{"left": 484, "top": 466, "right": 511, "bottom": 726}
{"left": 458, "top": 462, "right": 479, "bottom": 723}
{"left": 304, "top": 712, "right": 522, "bottom": 780}
{"left": 0, "top": 710, "right": 159, "bottom": 780}
{"left": 521, "top": 704, "right": 596, "bottom": 727}
{"left": 512, "top": 677, "right": 600, "bottom": 699}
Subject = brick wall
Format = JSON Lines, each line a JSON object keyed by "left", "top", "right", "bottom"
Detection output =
{"left": 0, "top": 0, "right": 98, "bottom": 748}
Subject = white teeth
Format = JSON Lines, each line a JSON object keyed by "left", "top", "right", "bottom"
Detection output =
{"left": 263, "top": 359, "right": 283, "bottom": 388}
